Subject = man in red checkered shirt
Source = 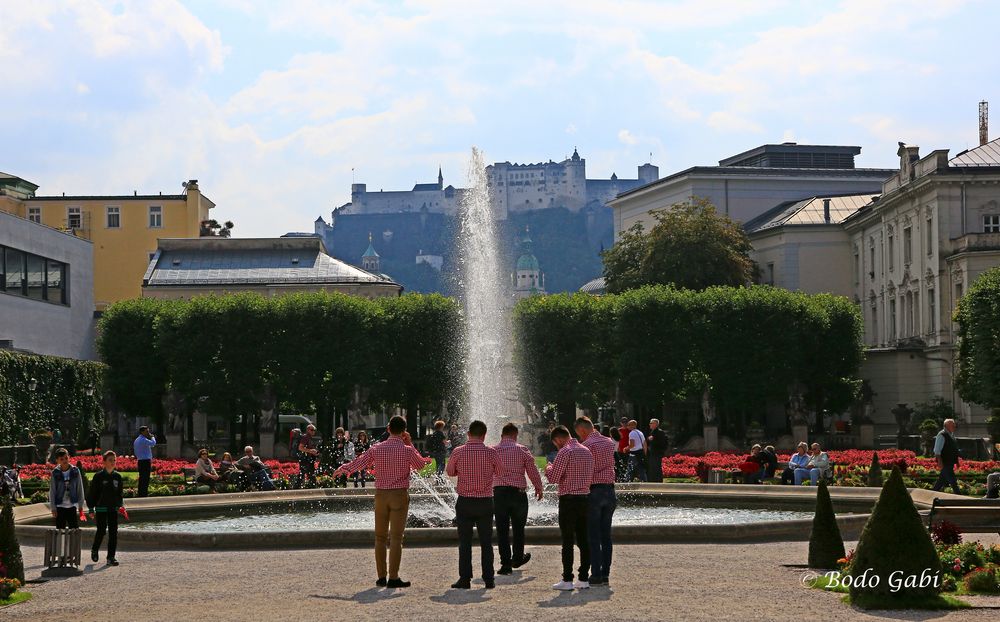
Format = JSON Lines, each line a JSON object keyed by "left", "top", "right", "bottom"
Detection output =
{"left": 446, "top": 420, "right": 502, "bottom": 589}
{"left": 334, "top": 415, "right": 431, "bottom": 589}
{"left": 544, "top": 425, "right": 593, "bottom": 590}
{"left": 492, "top": 422, "right": 544, "bottom": 575}
{"left": 575, "top": 416, "right": 617, "bottom": 586}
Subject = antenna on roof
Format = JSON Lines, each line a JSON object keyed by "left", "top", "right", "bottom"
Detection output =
{"left": 980, "top": 101, "right": 989, "bottom": 146}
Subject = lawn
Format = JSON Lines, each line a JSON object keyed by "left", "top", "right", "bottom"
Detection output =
{"left": 0, "top": 592, "right": 32, "bottom": 607}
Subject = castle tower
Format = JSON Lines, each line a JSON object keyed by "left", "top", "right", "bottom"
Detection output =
{"left": 512, "top": 226, "right": 545, "bottom": 299}
{"left": 362, "top": 232, "right": 380, "bottom": 273}
{"left": 438, "top": 166, "right": 444, "bottom": 190}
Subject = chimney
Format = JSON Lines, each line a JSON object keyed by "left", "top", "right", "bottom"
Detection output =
{"left": 980, "top": 100, "right": 989, "bottom": 146}
{"left": 822, "top": 198, "right": 831, "bottom": 224}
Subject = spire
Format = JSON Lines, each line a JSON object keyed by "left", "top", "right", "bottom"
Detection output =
{"left": 362, "top": 232, "right": 380, "bottom": 272}
{"left": 438, "top": 165, "right": 443, "bottom": 188}
{"left": 571, "top": 147, "right": 580, "bottom": 162}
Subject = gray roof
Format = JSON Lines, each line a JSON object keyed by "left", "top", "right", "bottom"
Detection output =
{"left": 744, "top": 193, "right": 877, "bottom": 233}
{"left": 144, "top": 237, "right": 398, "bottom": 287}
{"left": 579, "top": 276, "right": 606, "bottom": 295}
{"left": 951, "top": 137, "right": 1000, "bottom": 167}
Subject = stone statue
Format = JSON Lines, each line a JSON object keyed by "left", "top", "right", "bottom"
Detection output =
{"left": 891, "top": 402, "right": 914, "bottom": 437}
{"left": 100, "top": 394, "right": 118, "bottom": 434}
{"left": 701, "top": 387, "right": 716, "bottom": 424}
{"left": 258, "top": 384, "right": 277, "bottom": 433}
{"left": 163, "top": 389, "right": 187, "bottom": 434}
{"left": 787, "top": 391, "right": 807, "bottom": 425}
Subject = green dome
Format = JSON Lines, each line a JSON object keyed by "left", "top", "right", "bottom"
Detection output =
{"left": 516, "top": 253, "right": 540, "bottom": 271}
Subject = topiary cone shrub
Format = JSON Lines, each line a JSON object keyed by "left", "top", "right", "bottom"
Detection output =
{"left": 867, "top": 452, "right": 883, "bottom": 488}
{"left": 809, "top": 480, "right": 845, "bottom": 569}
{"left": 0, "top": 499, "right": 25, "bottom": 583}
{"left": 849, "top": 466, "right": 942, "bottom": 609}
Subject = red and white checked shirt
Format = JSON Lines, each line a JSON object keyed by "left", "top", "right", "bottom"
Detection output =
{"left": 446, "top": 438, "right": 502, "bottom": 498}
{"left": 339, "top": 436, "right": 428, "bottom": 490}
{"left": 582, "top": 431, "right": 616, "bottom": 485}
{"left": 545, "top": 438, "right": 594, "bottom": 496}
{"left": 492, "top": 438, "right": 544, "bottom": 492}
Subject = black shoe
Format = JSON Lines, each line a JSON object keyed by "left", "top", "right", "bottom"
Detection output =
{"left": 386, "top": 578, "right": 410, "bottom": 588}
{"left": 590, "top": 576, "right": 606, "bottom": 585}
{"left": 497, "top": 565, "right": 512, "bottom": 575}
{"left": 484, "top": 578, "right": 495, "bottom": 589}
{"left": 107, "top": 558, "right": 119, "bottom": 566}
{"left": 512, "top": 553, "right": 531, "bottom": 568}
{"left": 451, "top": 579, "right": 471, "bottom": 589}
{"left": 376, "top": 577, "right": 387, "bottom": 587}
{"left": 91, "top": 550, "right": 99, "bottom": 563}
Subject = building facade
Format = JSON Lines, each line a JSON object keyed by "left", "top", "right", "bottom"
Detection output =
{"left": 0, "top": 210, "right": 96, "bottom": 360}
{"left": 0, "top": 173, "right": 216, "bottom": 310}
{"left": 609, "top": 143, "right": 895, "bottom": 238}
{"left": 511, "top": 228, "right": 546, "bottom": 300}
{"left": 142, "top": 237, "right": 401, "bottom": 300}
{"left": 332, "top": 149, "right": 658, "bottom": 221}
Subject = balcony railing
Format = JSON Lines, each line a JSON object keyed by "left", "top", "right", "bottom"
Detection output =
{"left": 61, "top": 213, "right": 91, "bottom": 239}
{"left": 949, "top": 232, "right": 1000, "bottom": 254}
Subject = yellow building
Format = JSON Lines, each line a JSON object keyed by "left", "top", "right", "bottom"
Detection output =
{"left": 0, "top": 173, "right": 215, "bottom": 310}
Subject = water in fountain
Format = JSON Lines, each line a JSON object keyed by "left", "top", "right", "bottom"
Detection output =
{"left": 409, "top": 472, "right": 454, "bottom": 517}
{"left": 457, "top": 147, "right": 510, "bottom": 442}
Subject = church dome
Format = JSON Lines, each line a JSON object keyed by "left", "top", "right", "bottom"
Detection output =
{"left": 517, "top": 253, "right": 540, "bottom": 271}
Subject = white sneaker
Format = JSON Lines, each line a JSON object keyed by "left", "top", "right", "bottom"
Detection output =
{"left": 552, "top": 580, "right": 575, "bottom": 591}
{"left": 573, "top": 580, "right": 591, "bottom": 589}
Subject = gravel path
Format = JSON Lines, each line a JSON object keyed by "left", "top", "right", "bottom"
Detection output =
{"left": 7, "top": 536, "right": 1000, "bottom": 621}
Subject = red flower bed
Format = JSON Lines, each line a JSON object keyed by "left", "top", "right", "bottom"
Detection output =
{"left": 16, "top": 455, "right": 303, "bottom": 480}
{"left": 659, "top": 450, "right": 1000, "bottom": 479}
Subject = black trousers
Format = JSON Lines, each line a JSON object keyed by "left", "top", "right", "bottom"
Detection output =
{"left": 558, "top": 495, "right": 590, "bottom": 582}
{"left": 92, "top": 510, "right": 119, "bottom": 559}
{"left": 55, "top": 506, "right": 79, "bottom": 529}
{"left": 933, "top": 462, "right": 960, "bottom": 494}
{"left": 647, "top": 450, "right": 664, "bottom": 482}
{"left": 493, "top": 487, "right": 529, "bottom": 566}
{"left": 456, "top": 496, "right": 494, "bottom": 581}
{"left": 137, "top": 459, "right": 152, "bottom": 497}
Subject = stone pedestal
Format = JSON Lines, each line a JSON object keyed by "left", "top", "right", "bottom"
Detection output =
{"left": 703, "top": 424, "right": 719, "bottom": 451}
{"left": 259, "top": 431, "right": 276, "bottom": 459}
{"left": 791, "top": 423, "right": 809, "bottom": 445}
{"left": 858, "top": 423, "right": 875, "bottom": 449}
{"left": 166, "top": 433, "right": 183, "bottom": 459}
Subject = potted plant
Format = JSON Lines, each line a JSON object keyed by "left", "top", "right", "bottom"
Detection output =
{"left": 918, "top": 418, "right": 939, "bottom": 457}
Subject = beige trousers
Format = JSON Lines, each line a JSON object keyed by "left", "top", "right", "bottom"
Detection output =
{"left": 374, "top": 488, "right": 409, "bottom": 579}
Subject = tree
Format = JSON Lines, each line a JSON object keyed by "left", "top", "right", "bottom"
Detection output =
{"left": 0, "top": 498, "right": 24, "bottom": 583}
{"left": 602, "top": 198, "right": 756, "bottom": 294}
{"left": 513, "top": 293, "right": 615, "bottom": 426}
{"left": 955, "top": 267, "right": 1000, "bottom": 410}
{"left": 848, "top": 467, "right": 942, "bottom": 608}
{"left": 808, "top": 481, "right": 845, "bottom": 569}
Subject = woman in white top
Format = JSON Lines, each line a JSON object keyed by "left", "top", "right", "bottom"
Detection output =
{"left": 194, "top": 448, "right": 221, "bottom": 493}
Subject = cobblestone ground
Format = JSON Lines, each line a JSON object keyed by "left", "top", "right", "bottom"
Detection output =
{"left": 7, "top": 536, "right": 1000, "bottom": 621}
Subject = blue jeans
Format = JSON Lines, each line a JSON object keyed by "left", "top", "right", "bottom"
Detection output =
{"left": 587, "top": 485, "right": 616, "bottom": 580}
{"left": 793, "top": 467, "right": 820, "bottom": 485}
{"left": 625, "top": 451, "right": 647, "bottom": 482}
{"left": 546, "top": 451, "right": 557, "bottom": 464}
{"left": 252, "top": 470, "right": 275, "bottom": 491}
{"left": 433, "top": 452, "right": 447, "bottom": 475}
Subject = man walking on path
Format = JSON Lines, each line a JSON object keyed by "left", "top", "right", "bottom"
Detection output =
{"left": 625, "top": 420, "right": 647, "bottom": 482}
{"left": 932, "top": 418, "right": 961, "bottom": 494}
{"left": 334, "top": 416, "right": 432, "bottom": 588}
{"left": 545, "top": 425, "right": 593, "bottom": 591}
{"left": 492, "top": 422, "right": 544, "bottom": 575}
{"left": 575, "top": 417, "right": 616, "bottom": 586}
{"left": 446, "top": 420, "right": 503, "bottom": 589}
{"left": 132, "top": 426, "right": 156, "bottom": 498}
{"left": 646, "top": 418, "right": 668, "bottom": 483}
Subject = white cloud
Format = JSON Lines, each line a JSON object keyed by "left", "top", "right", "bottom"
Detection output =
{"left": 75, "top": 82, "right": 90, "bottom": 95}
{"left": 617, "top": 129, "right": 639, "bottom": 145}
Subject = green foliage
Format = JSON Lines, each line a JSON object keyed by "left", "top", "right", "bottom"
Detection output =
{"left": 97, "top": 298, "right": 172, "bottom": 422}
{"left": 866, "top": 452, "right": 883, "bottom": 487}
{"left": 849, "top": 467, "right": 942, "bottom": 608}
{"left": 914, "top": 397, "right": 957, "bottom": 429}
{"left": 602, "top": 198, "right": 755, "bottom": 294}
{"left": 955, "top": 267, "right": 1000, "bottom": 409}
{"left": 512, "top": 293, "right": 615, "bottom": 420}
{"left": 963, "top": 566, "right": 1000, "bottom": 594}
{"left": 513, "top": 285, "right": 865, "bottom": 429}
{"left": 0, "top": 499, "right": 24, "bottom": 583}
{"left": 808, "top": 481, "right": 845, "bottom": 569}
{"left": 0, "top": 350, "right": 105, "bottom": 446}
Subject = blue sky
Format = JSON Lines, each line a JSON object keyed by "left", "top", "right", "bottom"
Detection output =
{"left": 2, "top": 0, "right": 997, "bottom": 236}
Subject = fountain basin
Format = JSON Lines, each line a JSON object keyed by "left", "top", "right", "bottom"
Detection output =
{"left": 10, "top": 483, "right": 916, "bottom": 549}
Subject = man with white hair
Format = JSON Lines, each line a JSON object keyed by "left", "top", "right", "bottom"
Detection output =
{"left": 932, "top": 419, "right": 961, "bottom": 494}
{"left": 236, "top": 445, "right": 275, "bottom": 491}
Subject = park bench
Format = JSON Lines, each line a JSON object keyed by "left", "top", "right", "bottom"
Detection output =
{"left": 183, "top": 467, "right": 199, "bottom": 487}
{"left": 928, "top": 497, "right": 1000, "bottom": 535}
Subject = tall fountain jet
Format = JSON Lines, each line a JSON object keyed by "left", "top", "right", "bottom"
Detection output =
{"left": 458, "top": 147, "right": 510, "bottom": 441}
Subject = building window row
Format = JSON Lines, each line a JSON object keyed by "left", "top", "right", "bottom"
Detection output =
{"left": 28, "top": 205, "right": 165, "bottom": 230}
{"left": 0, "top": 244, "right": 68, "bottom": 305}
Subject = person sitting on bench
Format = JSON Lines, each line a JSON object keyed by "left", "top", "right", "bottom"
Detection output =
{"left": 236, "top": 445, "right": 275, "bottom": 491}
{"left": 194, "top": 448, "right": 221, "bottom": 493}
{"left": 986, "top": 472, "right": 1000, "bottom": 499}
{"left": 782, "top": 442, "right": 810, "bottom": 485}
{"left": 794, "top": 442, "right": 830, "bottom": 486}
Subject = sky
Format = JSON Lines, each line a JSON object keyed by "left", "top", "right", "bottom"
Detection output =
{"left": 1, "top": 0, "right": 998, "bottom": 237}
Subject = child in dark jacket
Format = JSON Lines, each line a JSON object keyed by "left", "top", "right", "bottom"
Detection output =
{"left": 87, "top": 451, "right": 124, "bottom": 566}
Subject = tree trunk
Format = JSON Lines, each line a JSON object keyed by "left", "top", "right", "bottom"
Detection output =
{"left": 557, "top": 401, "right": 575, "bottom": 429}
{"left": 405, "top": 400, "right": 418, "bottom": 436}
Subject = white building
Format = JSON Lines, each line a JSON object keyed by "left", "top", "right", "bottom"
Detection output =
{"left": 609, "top": 143, "right": 894, "bottom": 238}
